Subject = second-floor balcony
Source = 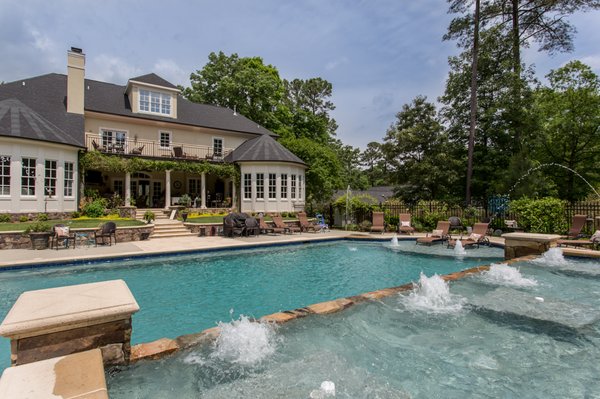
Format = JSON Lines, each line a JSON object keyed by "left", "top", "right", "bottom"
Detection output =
{"left": 85, "top": 133, "right": 233, "bottom": 161}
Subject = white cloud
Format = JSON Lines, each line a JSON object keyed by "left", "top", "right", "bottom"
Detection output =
{"left": 325, "top": 57, "right": 349, "bottom": 71}
{"left": 153, "top": 59, "right": 188, "bottom": 86}
{"left": 580, "top": 55, "right": 600, "bottom": 72}
{"left": 87, "top": 54, "right": 142, "bottom": 84}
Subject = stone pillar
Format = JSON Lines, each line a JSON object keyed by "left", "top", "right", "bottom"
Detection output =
{"left": 502, "top": 233, "right": 562, "bottom": 260}
{"left": 201, "top": 172, "right": 207, "bottom": 209}
{"left": 165, "top": 170, "right": 171, "bottom": 210}
{"left": 125, "top": 172, "right": 131, "bottom": 205}
{"left": 0, "top": 280, "right": 139, "bottom": 367}
{"left": 231, "top": 179, "right": 237, "bottom": 210}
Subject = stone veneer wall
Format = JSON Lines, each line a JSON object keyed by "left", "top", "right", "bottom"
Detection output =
{"left": 0, "top": 212, "right": 75, "bottom": 223}
{"left": 0, "top": 225, "right": 154, "bottom": 250}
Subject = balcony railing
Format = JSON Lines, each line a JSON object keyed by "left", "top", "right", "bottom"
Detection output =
{"left": 84, "top": 133, "right": 233, "bottom": 161}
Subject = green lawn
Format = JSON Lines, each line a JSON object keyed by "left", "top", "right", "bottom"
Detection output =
{"left": 0, "top": 219, "right": 145, "bottom": 232}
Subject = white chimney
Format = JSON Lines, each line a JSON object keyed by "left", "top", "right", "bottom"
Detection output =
{"left": 67, "top": 47, "right": 85, "bottom": 114}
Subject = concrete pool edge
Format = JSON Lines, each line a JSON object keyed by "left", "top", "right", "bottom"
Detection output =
{"left": 127, "top": 253, "right": 539, "bottom": 364}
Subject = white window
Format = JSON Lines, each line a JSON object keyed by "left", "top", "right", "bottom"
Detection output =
{"left": 44, "top": 160, "right": 57, "bottom": 197}
{"left": 0, "top": 156, "right": 10, "bottom": 196}
{"left": 139, "top": 89, "right": 171, "bottom": 116}
{"left": 64, "top": 162, "right": 74, "bottom": 197}
{"left": 189, "top": 179, "right": 201, "bottom": 197}
{"left": 159, "top": 131, "right": 171, "bottom": 148}
{"left": 114, "top": 180, "right": 124, "bottom": 197}
{"left": 213, "top": 138, "right": 223, "bottom": 158}
{"left": 281, "top": 174, "right": 287, "bottom": 199}
{"left": 256, "top": 173, "right": 264, "bottom": 199}
{"left": 268, "top": 173, "right": 276, "bottom": 199}
{"left": 299, "top": 175, "right": 303, "bottom": 200}
{"left": 291, "top": 175, "right": 296, "bottom": 199}
{"left": 21, "top": 158, "right": 36, "bottom": 196}
{"left": 101, "top": 129, "right": 127, "bottom": 149}
{"left": 244, "top": 174, "right": 252, "bottom": 199}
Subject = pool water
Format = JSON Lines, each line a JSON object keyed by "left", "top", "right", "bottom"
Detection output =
{"left": 107, "top": 253, "right": 600, "bottom": 398}
{"left": 0, "top": 240, "right": 502, "bottom": 371}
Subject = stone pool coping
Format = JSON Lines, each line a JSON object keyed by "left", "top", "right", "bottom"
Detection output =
{"left": 128, "top": 253, "right": 539, "bottom": 363}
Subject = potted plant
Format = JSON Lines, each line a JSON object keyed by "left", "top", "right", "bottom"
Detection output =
{"left": 143, "top": 210, "right": 155, "bottom": 224}
{"left": 181, "top": 208, "right": 189, "bottom": 223}
{"left": 179, "top": 194, "right": 192, "bottom": 207}
{"left": 26, "top": 221, "right": 52, "bottom": 250}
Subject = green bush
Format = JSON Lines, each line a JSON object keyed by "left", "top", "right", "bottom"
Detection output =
{"left": 359, "top": 220, "right": 372, "bottom": 231}
{"left": 82, "top": 198, "right": 108, "bottom": 218}
{"left": 19, "top": 215, "right": 29, "bottom": 223}
{"left": 71, "top": 211, "right": 81, "bottom": 219}
{"left": 385, "top": 215, "right": 399, "bottom": 227}
{"left": 509, "top": 197, "right": 568, "bottom": 234}
{"left": 36, "top": 213, "right": 49, "bottom": 222}
{"left": 25, "top": 221, "right": 51, "bottom": 233}
{"left": 0, "top": 214, "right": 10, "bottom": 223}
{"left": 143, "top": 210, "right": 155, "bottom": 222}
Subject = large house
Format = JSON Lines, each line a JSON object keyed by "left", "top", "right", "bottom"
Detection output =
{"left": 0, "top": 48, "right": 306, "bottom": 216}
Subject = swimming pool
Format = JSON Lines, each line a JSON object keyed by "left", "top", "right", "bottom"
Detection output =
{"left": 107, "top": 251, "right": 600, "bottom": 398}
{"left": 0, "top": 240, "right": 502, "bottom": 371}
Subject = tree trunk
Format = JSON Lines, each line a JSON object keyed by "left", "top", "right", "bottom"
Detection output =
{"left": 511, "top": 0, "right": 522, "bottom": 148}
{"left": 466, "top": 0, "right": 481, "bottom": 206}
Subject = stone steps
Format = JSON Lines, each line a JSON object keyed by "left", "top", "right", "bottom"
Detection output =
{"left": 150, "top": 218, "right": 195, "bottom": 239}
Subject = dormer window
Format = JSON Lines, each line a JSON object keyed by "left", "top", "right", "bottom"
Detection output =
{"left": 139, "top": 89, "right": 171, "bottom": 116}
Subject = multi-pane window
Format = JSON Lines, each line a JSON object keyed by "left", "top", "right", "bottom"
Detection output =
{"left": 268, "top": 173, "right": 277, "bottom": 199}
{"left": 244, "top": 174, "right": 252, "bottom": 199}
{"left": 64, "top": 162, "right": 74, "bottom": 197}
{"left": 213, "top": 138, "right": 223, "bottom": 157}
{"left": 21, "top": 158, "right": 36, "bottom": 196}
{"left": 189, "top": 179, "right": 201, "bottom": 197}
{"left": 44, "top": 160, "right": 57, "bottom": 196}
{"left": 139, "top": 89, "right": 171, "bottom": 115}
{"left": 299, "top": 175, "right": 303, "bottom": 200}
{"left": 114, "top": 180, "right": 124, "bottom": 198}
{"left": 0, "top": 156, "right": 10, "bottom": 196}
{"left": 256, "top": 173, "right": 264, "bottom": 199}
{"left": 159, "top": 131, "right": 171, "bottom": 148}
{"left": 291, "top": 175, "right": 296, "bottom": 199}
{"left": 280, "top": 173, "right": 287, "bottom": 199}
{"left": 101, "top": 129, "right": 127, "bottom": 148}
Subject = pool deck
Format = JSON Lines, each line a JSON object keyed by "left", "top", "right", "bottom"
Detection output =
{"left": 0, "top": 231, "right": 596, "bottom": 270}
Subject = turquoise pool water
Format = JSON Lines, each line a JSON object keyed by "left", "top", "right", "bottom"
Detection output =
{"left": 0, "top": 240, "right": 502, "bottom": 370}
{"left": 107, "top": 253, "right": 600, "bottom": 398}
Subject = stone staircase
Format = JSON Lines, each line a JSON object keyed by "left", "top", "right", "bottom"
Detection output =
{"left": 135, "top": 208, "right": 196, "bottom": 239}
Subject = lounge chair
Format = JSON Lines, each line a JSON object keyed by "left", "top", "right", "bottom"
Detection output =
{"left": 566, "top": 214, "right": 588, "bottom": 239}
{"left": 558, "top": 227, "right": 599, "bottom": 249}
{"left": 298, "top": 212, "right": 322, "bottom": 233}
{"left": 416, "top": 221, "right": 450, "bottom": 245}
{"left": 398, "top": 213, "right": 414, "bottom": 235}
{"left": 371, "top": 211, "right": 385, "bottom": 233}
{"left": 259, "top": 217, "right": 281, "bottom": 235}
{"left": 273, "top": 214, "right": 300, "bottom": 234}
{"left": 447, "top": 222, "right": 489, "bottom": 248}
{"left": 50, "top": 224, "right": 76, "bottom": 249}
{"left": 94, "top": 222, "right": 117, "bottom": 246}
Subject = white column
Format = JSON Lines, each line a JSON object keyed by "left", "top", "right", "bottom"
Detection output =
{"left": 201, "top": 172, "right": 207, "bottom": 209}
{"left": 165, "top": 170, "right": 171, "bottom": 210}
{"left": 231, "top": 179, "right": 237, "bottom": 210}
{"left": 125, "top": 172, "right": 131, "bottom": 206}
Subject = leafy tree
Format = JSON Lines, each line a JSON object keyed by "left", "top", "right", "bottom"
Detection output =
{"left": 383, "top": 96, "right": 461, "bottom": 201}
{"left": 182, "top": 52, "right": 284, "bottom": 130}
{"left": 361, "top": 142, "right": 389, "bottom": 186}
{"left": 533, "top": 60, "right": 600, "bottom": 200}
{"left": 330, "top": 139, "right": 369, "bottom": 190}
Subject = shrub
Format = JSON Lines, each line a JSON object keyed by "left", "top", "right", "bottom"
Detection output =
{"left": 281, "top": 211, "right": 288, "bottom": 218}
{"left": 359, "top": 220, "right": 372, "bottom": 231}
{"left": 0, "top": 214, "right": 10, "bottom": 223}
{"left": 509, "top": 197, "right": 568, "bottom": 234}
{"left": 143, "top": 210, "right": 155, "bottom": 222}
{"left": 288, "top": 212, "right": 296, "bottom": 218}
{"left": 385, "top": 215, "right": 399, "bottom": 227}
{"left": 19, "top": 215, "right": 29, "bottom": 223}
{"left": 25, "top": 221, "right": 51, "bottom": 233}
{"left": 71, "top": 211, "right": 81, "bottom": 219}
{"left": 179, "top": 194, "right": 192, "bottom": 207}
{"left": 82, "top": 198, "right": 108, "bottom": 218}
{"left": 36, "top": 213, "right": 49, "bottom": 222}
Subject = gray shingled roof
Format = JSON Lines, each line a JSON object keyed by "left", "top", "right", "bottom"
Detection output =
{"left": 85, "top": 77, "right": 276, "bottom": 136}
{"left": 225, "top": 134, "right": 306, "bottom": 165}
{"left": 129, "top": 73, "right": 178, "bottom": 90}
{"left": 0, "top": 74, "right": 85, "bottom": 147}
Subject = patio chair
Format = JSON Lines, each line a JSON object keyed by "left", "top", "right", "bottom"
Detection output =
{"left": 371, "top": 211, "right": 385, "bottom": 234}
{"left": 130, "top": 144, "right": 144, "bottom": 155}
{"left": 244, "top": 217, "right": 260, "bottom": 237}
{"left": 416, "top": 221, "right": 450, "bottom": 246}
{"left": 273, "top": 214, "right": 300, "bottom": 234}
{"left": 315, "top": 213, "right": 329, "bottom": 232}
{"left": 50, "top": 224, "right": 76, "bottom": 250}
{"left": 91, "top": 140, "right": 100, "bottom": 151}
{"left": 94, "top": 222, "right": 117, "bottom": 246}
{"left": 223, "top": 213, "right": 246, "bottom": 237}
{"left": 298, "top": 212, "right": 322, "bottom": 233}
{"left": 259, "top": 217, "right": 280, "bottom": 235}
{"left": 447, "top": 222, "right": 489, "bottom": 249}
{"left": 448, "top": 216, "right": 464, "bottom": 233}
{"left": 398, "top": 213, "right": 414, "bottom": 235}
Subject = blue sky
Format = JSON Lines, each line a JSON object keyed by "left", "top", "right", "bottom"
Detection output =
{"left": 1, "top": 0, "right": 599, "bottom": 149}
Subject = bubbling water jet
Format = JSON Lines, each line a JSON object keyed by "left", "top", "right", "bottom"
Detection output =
{"left": 480, "top": 263, "right": 538, "bottom": 287}
{"left": 400, "top": 273, "right": 466, "bottom": 314}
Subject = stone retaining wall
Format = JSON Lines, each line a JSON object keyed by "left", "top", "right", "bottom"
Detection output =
{"left": 0, "top": 225, "right": 154, "bottom": 250}
{"left": 0, "top": 212, "right": 74, "bottom": 223}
